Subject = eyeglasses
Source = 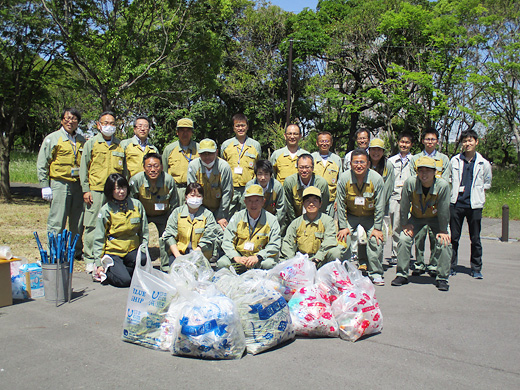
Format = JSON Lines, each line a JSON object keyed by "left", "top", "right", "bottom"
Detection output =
{"left": 424, "top": 138, "right": 437, "bottom": 142}
{"left": 351, "top": 161, "right": 368, "bottom": 166}
{"left": 298, "top": 165, "right": 313, "bottom": 170}
{"left": 100, "top": 121, "right": 116, "bottom": 126}
{"left": 63, "top": 117, "right": 78, "bottom": 123}
{"left": 357, "top": 137, "right": 369, "bottom": 141}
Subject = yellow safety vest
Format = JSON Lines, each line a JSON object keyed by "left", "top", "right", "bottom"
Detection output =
{"left": 88, "top": 142, "right": 124, "bottom": 191}
{"left": 103, "top": 204, "right": 142, "bottom": 257}
{"left": 233, "top": 219, "right": 271, "bottom": 257}
{"left": 49, "top": 136, "right": 84, "bottom": 182}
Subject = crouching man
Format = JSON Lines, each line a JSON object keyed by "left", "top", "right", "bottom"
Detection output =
{"left": 391, "top": 156, "right": 452, "bottom": 292}
{"left": 217, "top": 184, "right": 281, "bottom": 274}
{"left": 282, "top": 186, "right": 347, "bottom": 268}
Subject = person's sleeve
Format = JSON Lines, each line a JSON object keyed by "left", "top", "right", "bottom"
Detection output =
{"left": 162, "top": 144, "right": 172, "bottom": 169}
{"left": 270, "top": 152, "right": 278, "bottom": 177}
{"left": 36, "top": 135, "right": 53, "bottom": 188}
{"left": 162, "top": 210, "right": 179, "bottom": 247}
{"left": 168, "top": 177, "right": 180, "bottom": 210}
{"left": 336, "top": 174, "right": 348, "bottom": 229}
{"left": 318, "top": 177, "right": 330, "bottom": 214}
{"left": 258, "top": 216, "right": 281, "bottom": 261}
{"left": 400, "top": 179, "right": 412, "bottom": 228}
{"left": 483, "top": 160, "right": 492, "bottom": 190}
{"left": 93, "top": 207, "right": 109, "bottom": 267}
{"left": 254, "top": 140, "right": 262, "bottom": 159}
{"left": 128, "top": 174, "right": 139, "bottom": 199}
{"left": 216, "top": 163, "right": 233, "bottom": 221}
{"left": 337, "top": 155, "right": 344, "bottom": 175}
{"left": 136, "top": 201, "right": 149, "bottom": 247}
{"left": 274, "top": 180, "right": 286, "bottom": 224}
{"left": 284, "top": 178, "right": 296, "bottom": 222}
{"left": 80, "top": 140, "right": 93, "bottom": 193}
{"left": 383, "top": 163, "right": 395, "bottom": 204}
{"left": 222, "top": 216, "right": 241, "bottom": 259}
{"left": 314, "top": 217, "right": 338, "bottom": 262}
{"left": 441, "top": 157, "right": 451, "bottom": 182}
{"left": 436, "top": 181, "right": 450, "bottom": 232}
{"left": 281, "top": 220, "right": 298, "bottom": 259}
{"left": 409, "top": 155, "right": 418, "bottom": 177}
{"left": 198, "top": 211, "right": 217, "bottom": 253}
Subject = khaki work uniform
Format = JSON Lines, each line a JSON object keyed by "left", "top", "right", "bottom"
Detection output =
{"left": 282, "top": 212, "right": 347, "bottom": 268}
{"left": 312, "top": 151, "right": 343, "bottom": 216}
{"left": 37, "top": 127, "right": 85, "bottom": 253}
{"left": 221, "top": 136, "right": 261, "bottom": 216}
{"left": 163, "top": 140, "right": 199, "bottom": 200}
{"left": 80, "top": 133, "right": 126, "bottom": 265}
{"left": 396, "top": 176, "right": 452, "bottom": 281}
{"left": 270, "top": 146, "right": 309, "bottom": 185}
{"left": 242, "top": 178, "right": 286, "bottom": 225}
{"left": 129, "top": 171, "right": 179, "bottom": 268}
{"left": 120, "top": 136, "right": 159, "bottom": 179}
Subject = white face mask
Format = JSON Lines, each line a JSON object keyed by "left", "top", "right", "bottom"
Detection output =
{"left": 100, "top": 125, "right": 116, "bottom": 137}
{"left": 186, "top": 196, "right": 203, "bottom": 208}
{"left": 201, "top": 160, "right": 215, "bottom": 169}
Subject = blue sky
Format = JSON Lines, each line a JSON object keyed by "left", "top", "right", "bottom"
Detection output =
{"left": 270, "top": 0, "right": 318, "bottom": 13}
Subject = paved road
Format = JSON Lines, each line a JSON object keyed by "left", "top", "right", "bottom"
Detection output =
{"left": 1, "top": 235, "right": 519, "bottom": 389}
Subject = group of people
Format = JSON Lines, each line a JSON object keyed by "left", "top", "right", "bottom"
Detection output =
{"left": 37, "top": 109, "right": 492, "bottom": 291}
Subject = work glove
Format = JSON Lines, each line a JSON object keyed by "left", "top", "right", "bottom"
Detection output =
{"left": 42, "top": 187, "right": 53, "bottom": 201}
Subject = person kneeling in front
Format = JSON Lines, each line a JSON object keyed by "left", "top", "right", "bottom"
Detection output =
{"left": 162, "top": 182, "right": 217, "bottom": 271}
{"left": 92, "top": 173, "right": 149, "bottom": 287}
{"left": 217, "top": 184, "right": 281, "bottom": 274}
{"left": 281, "top": 186, "right": 348, "bottom": 268}
{"left": 391, "top": 157, "right": 452, "bottom": 292}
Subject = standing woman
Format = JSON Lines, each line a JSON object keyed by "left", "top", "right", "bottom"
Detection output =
{"left": 93, "top": 173, "right": 149, "bottom": 287}
{"left": 162, "top": 182, "right": 217, "bottom": 271}
{"left": 368, "top": 139, "right": 395, "bottom": 205}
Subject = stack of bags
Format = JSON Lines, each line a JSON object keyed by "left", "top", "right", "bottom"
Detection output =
{"left": 122, "top": 247, "right": 383, "bottom": 360}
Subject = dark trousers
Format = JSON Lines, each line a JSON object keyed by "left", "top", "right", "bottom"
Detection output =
{"left": 105, "top": 249, "right": 140, "bottom": 287}
{"left": 450, "top": 205, "right": 483, "bottom": 272}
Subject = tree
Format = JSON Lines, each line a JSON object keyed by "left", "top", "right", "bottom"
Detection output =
{"left": 0, "top": 0, "right": 60, "bottom": 200}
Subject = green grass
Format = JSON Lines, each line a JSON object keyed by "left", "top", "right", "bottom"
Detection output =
{"left": 9, "top": 150, "right": 38, "bottom": 184}
{"left": 483, "top": 168, "right": 520, "bottom": 220}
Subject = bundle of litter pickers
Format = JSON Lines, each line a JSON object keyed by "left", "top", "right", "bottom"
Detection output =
{"left": 122, "top": 245, "right": 383, "bottom": 359}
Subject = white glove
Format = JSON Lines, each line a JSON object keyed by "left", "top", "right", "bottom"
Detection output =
{"left": 42, "top": 187, "right": 53, "bottom": 201}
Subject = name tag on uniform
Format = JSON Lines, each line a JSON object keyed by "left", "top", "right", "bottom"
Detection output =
{"left": 155, "top": 203, "right": 165, "bottom": 211}
{"left": 355, "top": 196, "right": 365, "bottom": 206}
{"left": 70, "top": 168, "right": 79, "bottom": 177}
{"left": 396, "top": 179, "right": 404, "bottom": 187}
{"left": 234, "top": 166, "right": 243, "bottom": 174}
{"left": 244, "top": 241, "right": 255, "bottom": 251}
{"left": 459, "top": 186, "right": 465, "bottom": 193}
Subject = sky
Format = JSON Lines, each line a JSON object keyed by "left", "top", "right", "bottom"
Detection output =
{"left": 269, "top": 0, "right": 319, "bottom": 14}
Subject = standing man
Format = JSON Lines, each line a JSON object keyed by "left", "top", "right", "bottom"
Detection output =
{"left": 449, "top": 130, "right": 492, "bottom": 278}
{"left": 187, "top": 138, "right": 233, "bottom": 257}
{"left": 163, "top": 118, "right": 199, "bottom": 200}
{"left": 283, "top": 154, "right": 330, "bottom": 228}
{"left": 282, "top": 187, "right": 347, "bottom": 268}
{"left": 336, "top": 149, "right": 385, "bottom": 285}
{"left": 129, "top": 153, "right": 179, "bottom": 270}
{"left": 121, "top": 116, "right": 159, "bottom": 179}
{"left": 243, "top": 160, "right": 286, "bottom": 225}
{"left": 312, "top": 131, "right": 343, "bottom": 216}
{"left": 343, "top": 128, "right": 371, "bottom": 170}
{"left": 410, "top": 129, "right": 451, "bottom": 275}
{"left": 37, "top": 108, "right": 85, "bottom": 257}
{"left": 387, "top": 131, "right": 414, "bottom": 265}
{"left": 270, "top": 123, "right": 309, "bottom": 185}
{"left": 221, "top": 113, "right": 261, "bottom": 215}
{"left": 391, "top": 157, "right": 452, "bottom": 291}
{"left": 217, "top": 184, "right": 281, "bottom": 274}
{"left": 80, "top": 111, "right": 126, "bottom": 273}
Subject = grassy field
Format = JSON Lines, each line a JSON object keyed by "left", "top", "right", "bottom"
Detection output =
{"left": 9, "top": 150, "right": 38, "bottom": 183}
{"left": 483, "top": 168, "right": 520, "bottom": 220}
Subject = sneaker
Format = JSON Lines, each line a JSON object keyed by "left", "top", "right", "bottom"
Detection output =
{"left": 450, "top": 269, "right": 457, "bottom": 276}
{"left": 436, "top": 280, "right": 449, "bottom": 291}
{"left": 471, "top": 271, "right": 483, "bottom": 279}
{"left": 427, "top": 269, "right": 438, "bottom": 278}
{"left": 391, "top": 276, "right": 409, "bottom": 286}
{"left": 371, "top": 275, "right": 385, "bottom": 286}
{"left": 388, "top": 257, "right": 398, "bottom": 266}
{"left": 358, "top": 264, "right": 367, "bottom": 271}
{"left": 411, "top": 268, "right": 425, "bottom": 276}
{"left": 85, "top": 263, "right": 96, "bottom": 274}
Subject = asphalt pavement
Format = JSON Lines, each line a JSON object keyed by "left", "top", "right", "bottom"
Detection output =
{"left": 1, "top": 234, "right": 519, "bottom": 390}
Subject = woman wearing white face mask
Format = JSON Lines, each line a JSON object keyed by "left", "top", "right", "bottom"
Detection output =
{"left": 161, "top": 182, "right": 218, "bottom": 270}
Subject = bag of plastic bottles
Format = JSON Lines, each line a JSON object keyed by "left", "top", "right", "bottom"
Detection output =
{"left": 288, "top": 284, "right": 338, "bottom": 337}
{"left": 331, "top": 288, "right": 383, "bottom": 342}
{"left": 315, "top": 260, "right": 354, "bottom": 303}
{"left": 267, "top": 253, "right": 316, "bottom": 301}
{"left": 344, "top": 259, "right": 376, "bottom": 298}
{"left": 169, "top": 251, "right": 214, "bottom": 285}
{"left": 171, "top": 285, "right": 246, "bottom": 360}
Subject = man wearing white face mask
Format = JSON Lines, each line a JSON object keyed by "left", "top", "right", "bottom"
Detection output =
{"left": 80, "top": 111, "right": 127, "bottom": 273}
{"left": 187, "top": 138, "right": 233, "bottom": 259}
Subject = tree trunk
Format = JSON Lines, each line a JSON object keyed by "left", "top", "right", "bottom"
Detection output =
{"left": 0, "top": 133, "right": 12, "bottom": 201}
